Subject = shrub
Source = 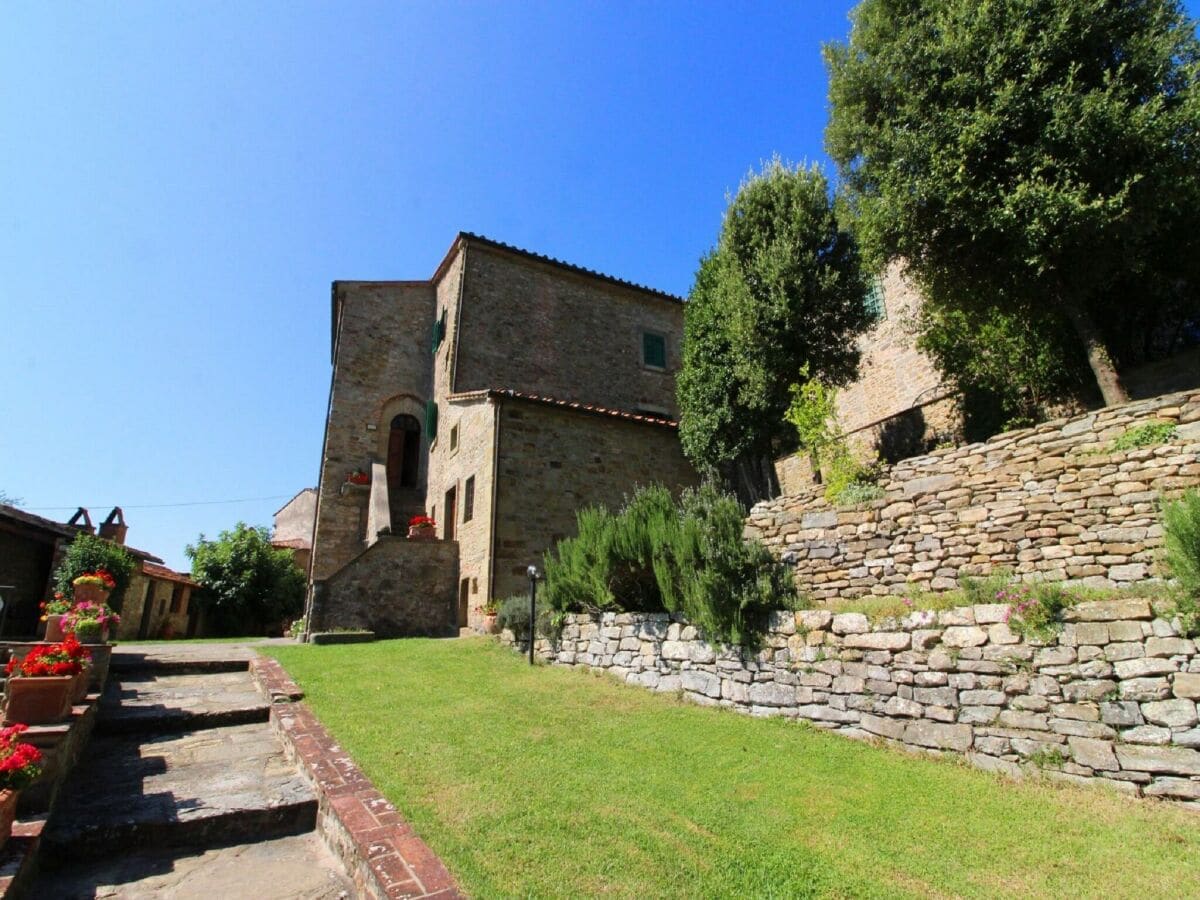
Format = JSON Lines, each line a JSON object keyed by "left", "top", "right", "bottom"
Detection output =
{"left": 1164, "top": 490, "right": 1200, "bottom": 637}
{"left": 496, "top": 594, "right": 556, "bottom": 641}
{"left": 542, "top": 483, "right": 798, "bottom": 646}
{"left": 1001, "top": 582, "right": 1071, "bottom": 641}
{"left": 1111, "top": 422, "right": 1177, "bottom": 452}
{"left": 53, "top": 533, "right": 136, "bottom": 612}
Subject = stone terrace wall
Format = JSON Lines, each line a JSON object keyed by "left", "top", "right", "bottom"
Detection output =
{"left": 510, "top": 598, "right": 1200, "bottom": 803}
{"left": 747, "top": 390, "right": 1200, "bottom": 602}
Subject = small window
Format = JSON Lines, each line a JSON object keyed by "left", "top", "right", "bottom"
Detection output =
{"left": 449, "top": 424, "right": 459, "bottom": 453}
{"left": 431, "top": 308, "right": 447, "bottom": 352}
{"left": 463, "top": 475, "right": 475, "bottom": 523}
{"left": 642, "top": 331, "right": 667, "bottom": 369}
{"left": 863, "top": 276, "right": 886, "bottom": 323}
{"left": 425, "top": 400, "right": 438, "bottom": 440}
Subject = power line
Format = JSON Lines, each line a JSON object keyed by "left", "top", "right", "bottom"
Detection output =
{"left": 23, "top": 494, "right": 295, "bottom": 512}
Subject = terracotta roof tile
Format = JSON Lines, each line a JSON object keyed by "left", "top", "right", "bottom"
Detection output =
{"left": 271, "top": 537, "right": 311, "bottom": 551}
{"left": 141, "top": 562, "right": 199, "bottom": 587}
{"left": 449, "top": 389, "right": 678, "bottom": 428}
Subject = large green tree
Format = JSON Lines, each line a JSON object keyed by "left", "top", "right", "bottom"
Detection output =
{"left": 186, "top": 522, "right": 305, "bottom": 635}
{"left": 826, "top": 0, "right": 1200, "bottom": 407}
{"left": 677, "top": 160, "right": 870, "bottom": 499}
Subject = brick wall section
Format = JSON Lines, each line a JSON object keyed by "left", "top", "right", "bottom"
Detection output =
{"left": 748, "top": 390, "right": 1200, "bottom": 602}
{"left": 312, "top": 537, "right": 459, "bottom": 638}
{"left": 310, "top": 282, "right": 436, "bottom": 584}
{"left": 426, "top": 395, "right": 497, "bottom": 627}
{"left": 836, "top": 261, "right": 953, "bottom": 437}
{"left": 252, "top": 657, "right": 462, "bottom": 899}
{"left": 510, "top": 600, "right": 1200, "bottom": 803}
{"left": 453, "top": 243, "right": 683, "bottom": 417}
{"left": 490, "top": 400, "right": 699, "bottom": 601}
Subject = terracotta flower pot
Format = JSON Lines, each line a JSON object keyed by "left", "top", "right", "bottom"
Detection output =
{"left": 483, "top": 614, "right": 499, "bottom": 635}
{"left": 4, "top": 676, "right": 73, "bottom": 725}
{"left": 74, "top": 621, "right": 109, "bottom": 644}
{"left": 71, "top": 663, "right": 92, "bottom": 704}
{"left": 407, "top": 526, "right": 436, "bottom": 541}
{"left": 44, "top": 614, "right": 66, "bottom": 643}
{"left": 73, "top": 583, "right": 111, "bottom": 606}
{"left": 0, "top": 789, "right": 16, "bottom": 853}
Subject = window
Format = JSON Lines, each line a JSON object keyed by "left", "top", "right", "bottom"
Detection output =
{"left": 642, "top": 331, "right": 667, "bottom": 369}
{"left": 431, "top": 308, "right": 447, "bottom": 352}
{"left": 463, "top": 475, "right": 475, "bottom": 523}
{"left": 425, "top": 400, "right": 438, "bottom": 441}
{"left": 449, "top": 424, "right": 459, "bottom": 453}
{"left": 863, "top": 276, "right": 886, "bottom": 323}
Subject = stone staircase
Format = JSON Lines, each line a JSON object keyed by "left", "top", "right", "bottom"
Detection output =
{"left": 28, "top": 644, "right": 352, "bottom": 898}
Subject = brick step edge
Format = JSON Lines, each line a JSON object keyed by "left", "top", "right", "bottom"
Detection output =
{"left": 95, "top": 704, "right": 270, "bottom": 735}
{"left": 36, "top": 800, "right": 317, "bottom": 863}
{"left": 251, "top": 656, "right": 463, "bottom": 900}
{"left": 0, "top": 818, "right": 45, "bottom": 898}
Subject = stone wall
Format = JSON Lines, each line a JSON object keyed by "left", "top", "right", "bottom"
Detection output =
{"left": 491, "top": 398, "right": 699, "bottom": 601}
{"left": 311, "top": 536, "right": 458, "bottom": 638}
{"left": 454, "top": 242, "right": 684, "bottom": 417}
{"left": 835, "top": 261, "right": 955, "bottom": 439}
{"left": 310, "top": 281, "right": 436, "bottom": 584}
{"left": 511, "top": 598, "right": 1200, "bottom": 803}
{"left": 748, "top": 390, "right": 1200, "bottom": 602}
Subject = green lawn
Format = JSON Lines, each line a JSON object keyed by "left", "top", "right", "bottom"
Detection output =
{"left": 266, "top": 639, "right": 1200, "bottom": 899}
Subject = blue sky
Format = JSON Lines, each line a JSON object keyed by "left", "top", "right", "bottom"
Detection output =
{"left": 6, "top": 2, "right": 1193, "bottom": 570}
{"left": 1, "top": 1, "right": 861, "bottom": 569}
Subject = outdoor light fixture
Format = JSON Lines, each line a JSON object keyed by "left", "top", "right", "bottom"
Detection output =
{"left": 527, "top": 566, "right": 540, "bottom": 665}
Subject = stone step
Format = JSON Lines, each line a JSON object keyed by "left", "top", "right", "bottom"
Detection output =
{"left": 32, "top": 829, "right": 353, "bottom": 898}
{"left": 39, "top": 722, "right": 318, "bottom": 862}
{"left": 109, "top": 653, "right": 250, "bottom": 677}
{"left": 97, "top": 670, "right": 270, "bottom": 735}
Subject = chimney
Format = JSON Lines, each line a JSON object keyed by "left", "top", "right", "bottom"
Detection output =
{"left": 99, "top": 507, "right": 128, "bottom": 545}
{"left": 66, "top": 507, "right": 95, "bottom": 534}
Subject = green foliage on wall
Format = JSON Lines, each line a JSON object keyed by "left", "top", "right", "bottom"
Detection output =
{"left": 784, "top": 371, "right": 882, "bottom": 506}
{"left": 677, "top": 159, "right": 870, "bottom": 491}
{"left": 542, "top": 484, "right": 798, "bottom": 646}
{"left": 186, "top": 522, "right": 306, "bottom": 636}
{"left": 1164, "top": 489, "right": 1200, "bottom": 636}
{"left": 53, "top": 532, "right": 137, "bottom": 611}
{"left": 826, "top": 0, "right": 1200, "bottom": 407}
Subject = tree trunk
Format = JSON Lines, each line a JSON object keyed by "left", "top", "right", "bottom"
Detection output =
{"left": 1063, "top": 302, "right": 1129, "bottom": 407}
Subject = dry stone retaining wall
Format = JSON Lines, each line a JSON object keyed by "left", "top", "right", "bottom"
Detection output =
{"left": 510, "top": 598, "right": 1200, "bottom": 803}
{"left": 747, "top": 390, "right": 1200, "bottom": 602}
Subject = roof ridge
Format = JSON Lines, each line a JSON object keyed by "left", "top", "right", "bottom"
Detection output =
{"left": 446, "top": 388, "right": 678, "bottom": 428}
{"left": 457, "top": 233, "right": 684, "bottom": 304}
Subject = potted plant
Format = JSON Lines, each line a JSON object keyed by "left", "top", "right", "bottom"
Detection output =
{"left": 0, "top": 724, "right": 43, "bottom": 851}
{"left": 40, "top": 592, "right": 72, "bottom": 642}
{"left": 346, "top": 468, "right": 370, "bottom": 486}
{"left": 72, "top": 568, "right": 116, "bottom": 606}
{"left": 407, "top": 514, "right": 437, "bottom": 541}
{"left": 3, "top": 639, "right": 90, "bottom": 725}
{"left": 475, "top": 600, "right": 499, "bottom": 634}
{"left": 63, "top": 599, "right": 121, "bottom": 644}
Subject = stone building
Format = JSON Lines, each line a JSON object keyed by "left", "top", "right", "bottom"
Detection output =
{"left": 306, "top": 233, "right": 698, "bottom": 636}
{"left": 272, "top": 488, "right": 316, "bottom": 574}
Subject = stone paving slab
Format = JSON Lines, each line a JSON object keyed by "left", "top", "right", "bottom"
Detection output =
{"left": 33, "top": 830, "right": 352, "bottom": 899}
{"left": 99, "top": 670, "right": 269, "bottom": 733}
{"left": 41, "top": 722, "right": 316, "bottom": 858}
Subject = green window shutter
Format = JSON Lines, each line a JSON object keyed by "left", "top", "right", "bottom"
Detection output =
{"left": 642, "top": 332, "right": 667, "bottom": 368}
{"left": 425, "top": 400, "right": 438, "bottom": 440}
{"left": 431, "top": 310, "right": 446, "bottom": 352}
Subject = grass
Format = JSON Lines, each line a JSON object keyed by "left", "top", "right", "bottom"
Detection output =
{"left": 266, "top": 638, "right": 1200, "bottom": 899}
{"left": 825, "top": 571, "right": 1175, "bottom": 624}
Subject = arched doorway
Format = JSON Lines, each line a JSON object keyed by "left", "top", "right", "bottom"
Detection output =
{"left": 387, "top": 414, "right": 421, "bottom": 532}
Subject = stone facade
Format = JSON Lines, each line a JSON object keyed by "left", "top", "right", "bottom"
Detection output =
{"left": 310, "top": 537, "right": 459, "bottom": 638}
{"left": 510, "top": 597, "right": 1200, "bottom": 804}
{"left": 307, "top": 233, "right": 697, "bottom": 635}
{"left": 490, "top": 399, "right": 700, "bottom": 601}
{"left": 273, "top": 489, "right": 317, "bottom": 574}
{"left": 750, "top": 390, "right": 1200, "bottom": 602}
{"left": 837, "top": 261, "right": 955, "bottom": 445}
{"left": 117, "top": 563, "right": 197, "bottom": 640}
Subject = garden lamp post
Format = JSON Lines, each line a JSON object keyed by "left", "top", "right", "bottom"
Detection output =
{"left": 527, "top": 565, "right": 539, "bottom": 665}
